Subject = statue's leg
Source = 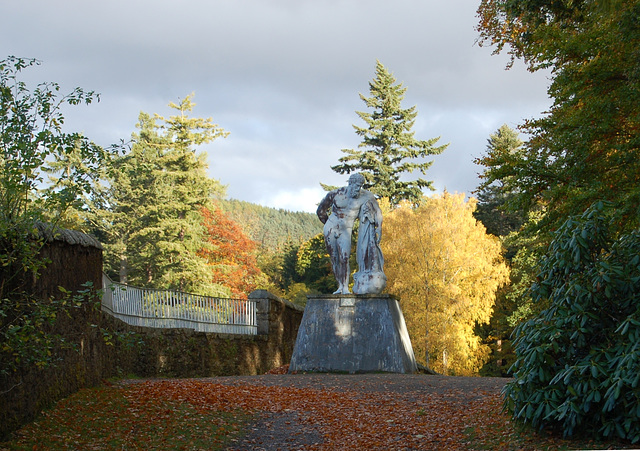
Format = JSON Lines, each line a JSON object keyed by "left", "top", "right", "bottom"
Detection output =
{"left": 335, "top": 234, "right": 351, "bottom": 294}
{"left": 333, "top": 249, "right": 348, "bottom": 294}
{"left": 325, "top": 232, "right": 344, "bottom": 294}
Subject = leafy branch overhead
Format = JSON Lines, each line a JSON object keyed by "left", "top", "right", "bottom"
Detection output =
{"left": 476, "top": 0, "right": 640, "bottom": 234}
{"left": 332, "top": 61, "right": 448, "bottom": 206}
{"left": 0, "top": 56, "right": 112, "bottom": 227}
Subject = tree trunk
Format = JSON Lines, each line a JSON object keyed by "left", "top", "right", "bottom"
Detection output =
{"left": 119, "top": 254, "right": 128, "bottom": 284}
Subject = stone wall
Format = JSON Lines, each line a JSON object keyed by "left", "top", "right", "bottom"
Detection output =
{"left": 29, "top": 223, "right": 104, "bottom": 300}
{"left": 0, "top": 228, "right": 304, "bottom": 440}
{"left": 104, "top": 290, "right": 304, "bottom": 378}
{"left": 1, "top": 228, "right": 109, "bottom": 441}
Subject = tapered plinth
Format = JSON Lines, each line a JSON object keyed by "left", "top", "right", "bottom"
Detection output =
{"left": 288, "top": 294, "right": 417, "bottom": 374}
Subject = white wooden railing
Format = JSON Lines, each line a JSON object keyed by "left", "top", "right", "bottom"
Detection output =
{"left": 101, "top": 274, "right": 258, "bottom": 335}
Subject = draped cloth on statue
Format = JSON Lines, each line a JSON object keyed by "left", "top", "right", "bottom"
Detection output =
{"left": 353, "top": 197, "right": 387, "bottom": 294}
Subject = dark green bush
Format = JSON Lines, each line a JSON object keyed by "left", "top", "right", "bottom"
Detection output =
{"left": 504, "top": 202, "right": 640, "bottom": 442}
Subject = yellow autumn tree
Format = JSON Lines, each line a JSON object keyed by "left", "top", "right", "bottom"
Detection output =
{"left": 382, "top": 192, "right": 509, "bottom": 375}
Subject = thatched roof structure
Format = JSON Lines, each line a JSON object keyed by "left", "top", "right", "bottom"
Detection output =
{"left": 35, "top": 222, "right": 103, "bottom": 249}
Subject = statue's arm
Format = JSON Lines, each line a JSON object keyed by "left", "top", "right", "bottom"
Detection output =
{"left": 374, "top": 199, "right": 383, "bottom": 242}
{"left": 316, "top": 190, "right": 336, "bottom": 224}
{"left": 360, "top": 194, "right": 384, "bottom": 243}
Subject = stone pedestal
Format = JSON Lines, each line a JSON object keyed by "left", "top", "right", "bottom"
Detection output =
{"left": 288, "top": 294, "right": 417, "bottom": 374}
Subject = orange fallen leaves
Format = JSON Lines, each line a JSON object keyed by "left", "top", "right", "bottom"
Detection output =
{"left": 129, "top": 379, "right": 504, "bottom": 450}
{"left": 5, "top": 376, "right": 631, "bottom": 450}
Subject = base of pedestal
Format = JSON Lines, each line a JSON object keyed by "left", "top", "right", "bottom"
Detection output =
{"left": 288, "top": 294, "right": 417, "bottom": 374}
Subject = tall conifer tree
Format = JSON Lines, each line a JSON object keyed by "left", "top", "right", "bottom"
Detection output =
{"left": 474, "top": 124, "right": 527, "bottom": 237}
{"left": 104, "top": 95, "right": 229, "bottom": 295}
{"left": 332, "top": 61, "right": 448, "bottom": 206}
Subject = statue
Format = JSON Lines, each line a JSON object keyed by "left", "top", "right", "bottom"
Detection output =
{"left": 316, "top": 173, "right": 386, "bottom": 294}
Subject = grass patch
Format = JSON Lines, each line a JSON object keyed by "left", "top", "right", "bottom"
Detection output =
{"left": 1, "top": 383, "right": 252, "bottom": 450}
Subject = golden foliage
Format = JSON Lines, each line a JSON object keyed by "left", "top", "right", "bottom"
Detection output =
{"left": 382, "top": 192, "right": 510, "bottom": 375}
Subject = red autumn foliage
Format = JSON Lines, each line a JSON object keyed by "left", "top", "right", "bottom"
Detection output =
{"left": 199, "top": 204, "right": 263, "bottom": 298}
{"left": 265, "top": 364, "right": 290, "bottom": 375}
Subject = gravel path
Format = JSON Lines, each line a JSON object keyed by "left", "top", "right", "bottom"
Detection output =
{"left": 195, "top": 373, "right": 511, "bottom": 450}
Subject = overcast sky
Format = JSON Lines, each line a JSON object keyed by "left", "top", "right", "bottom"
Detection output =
{"left": 4, "top": 0, "right": 551, "bottom": 213}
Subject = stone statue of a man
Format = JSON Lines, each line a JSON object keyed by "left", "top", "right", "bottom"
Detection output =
{"left": 316, "top": 173, "right": 386, "bottom": 295}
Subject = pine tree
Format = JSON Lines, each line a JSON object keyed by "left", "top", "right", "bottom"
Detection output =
{"left": 102, "top": 113, "right": 158, "bottom": 284}
{"left": 332, "top": 61, "right": 448, "bottom": 206}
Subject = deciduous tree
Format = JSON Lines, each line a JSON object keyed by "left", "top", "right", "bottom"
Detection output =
{"left": 0, "top": 56, "right": 114, "bottom": 375}
{"left": 0, "top": 56, "right": 108, "bottom": 237}
{"left": 382, "top": 193, "right": 509, "bottom": 375}
{"left": 199, "top": 204, "right": 265, "bottom": 298}
{"left": 476, "top": 0, "right": 640, "bottom": 234}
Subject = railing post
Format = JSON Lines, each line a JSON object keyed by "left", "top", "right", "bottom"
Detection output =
{"left": 249, "top": 290, "right": 272, "bottom": 335}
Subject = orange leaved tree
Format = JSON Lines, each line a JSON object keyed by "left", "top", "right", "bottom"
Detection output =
{"left": 199, "top": 205, "right": 265, "bottom": 298}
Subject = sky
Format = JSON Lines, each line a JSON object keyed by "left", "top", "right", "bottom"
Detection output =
{"left": 3, "top": 0, "right": 551, "bottom": 213}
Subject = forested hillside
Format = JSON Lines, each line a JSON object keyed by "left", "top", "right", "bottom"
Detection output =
{"left": 218, "top": 199, "right": 322, "bottom": 251}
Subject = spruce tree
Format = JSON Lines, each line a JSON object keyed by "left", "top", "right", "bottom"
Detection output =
{"left": 104, "top": 95, "right": 229, "bottom": 295}
{"left": 332, "top": 61, "right": 448, "bottom": 206}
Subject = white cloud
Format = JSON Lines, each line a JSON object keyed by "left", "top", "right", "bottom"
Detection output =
{"left": 258, "top": 187, "right": 326, "bottom": 214}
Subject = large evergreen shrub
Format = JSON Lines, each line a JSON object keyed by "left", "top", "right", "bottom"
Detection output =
{"left": 504, "top": 202, "right": 640, "bottom": 442}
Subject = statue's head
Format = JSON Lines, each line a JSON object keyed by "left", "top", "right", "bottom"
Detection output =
{"left": 347, "top": 173, "right": 365, "bottom": 198}
{"left": 348, "top": 173, "right": 365, "bottom": 187}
